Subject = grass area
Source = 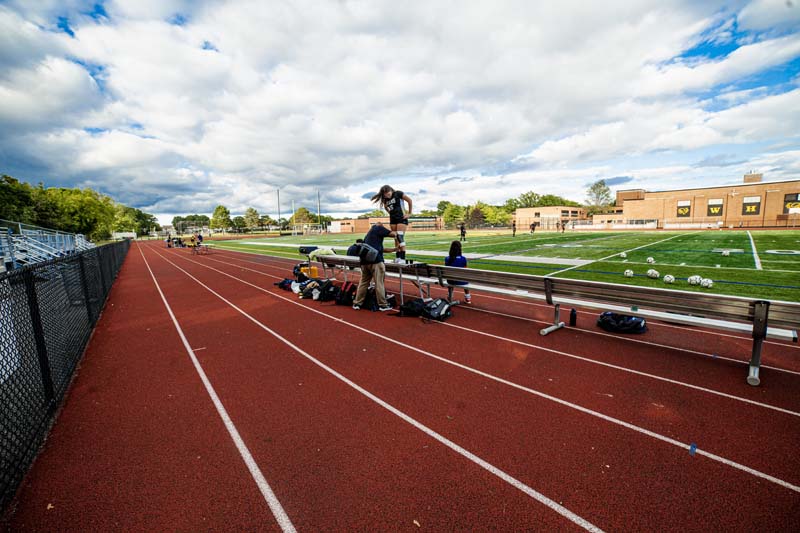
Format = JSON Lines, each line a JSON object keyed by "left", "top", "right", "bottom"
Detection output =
{"left": 211, "top": 229, "right": 800, "bottom": 302}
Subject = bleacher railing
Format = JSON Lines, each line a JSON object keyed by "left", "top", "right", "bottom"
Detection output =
{"left": 1, "top": 219, "right": 95, "bottom": 271}
{"left": 0, "top": 239, "right": 130, "bottom": 512}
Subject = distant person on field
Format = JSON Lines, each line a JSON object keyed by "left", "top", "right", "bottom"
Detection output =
{"left": 371, "top": 185, "right": 412, "bottom": 263}
{"left": 459, "top": 223, "right": 466, "bottom": 242}
{"left": 512, "top": 221, "right": 516, "bottom": 237}
{"left": 530, "top": 222, "right": 535, "bottom": 234}
{"left": 352, "top": 224, "right": 397, "bottom": 312}
{"left": 444, "top": 240, "right": 471, "bottom": 304}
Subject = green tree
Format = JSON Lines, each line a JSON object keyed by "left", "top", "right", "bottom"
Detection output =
{"left": 417, "top": 209, "right": 439, "bottom": 217}
{"left": 442, "top": 203, "right": 465, "bottom": 226}
{"left": 585, "top": 180, "right": 612, "bottom": 214}
{"left": 465, "top": 204, "right": 485, "bottom": 227}
{"left": 244, "top": 207, "right": 260, "bottom": 229}
{"left": 503, "top": 198, "right": 520, "bottom": 212}
{"left": 436, "top": 200, "right": 452, "bottom": 215}
{"left": 289, "top": 207, "right": 315, "bottom": 224}
{"left": 0, "top": 175, "right": 35, "bottom": 222}
{"left": 232, "top": 216, "right": 246, "bottom": 231}
{"left": 539, "top": 194, "right": 581, "bottom": 207}
{"left": 210, "top": 205, "right": 232, "bottom": 230}
{"left": 259, "top": 215, "right": 276, "bottom": 228}
{"left": 516, "top": 191, "right": 541, "bottom": 208}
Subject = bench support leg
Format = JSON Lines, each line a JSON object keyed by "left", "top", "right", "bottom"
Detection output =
{"left": 540, "top": 303, "right": 566, "bottom": 336}
{"left": 747, "top": 301, "right": 770, "bottom": 386}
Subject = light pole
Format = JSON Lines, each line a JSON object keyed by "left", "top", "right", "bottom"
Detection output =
{"left": 276, "top": 189, "right": 281, "bottom": 231}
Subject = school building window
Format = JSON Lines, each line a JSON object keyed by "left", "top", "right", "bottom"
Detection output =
{"left": 707, "top": 199, "right": 723, "bottom": 217}
{"left": 783, "top": 193, "right": 800, "bottom": 214}
{"left": 742, "top": 196, "right": 761, "bottom": 215}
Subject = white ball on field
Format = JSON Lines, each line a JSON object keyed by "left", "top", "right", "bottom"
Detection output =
{"left": 624, "top": 269, "right": 634, "bottom": 277}
{"left": 619, "top": 252, "right": 627, "bottom": 258}
{"left": 700, "top": 278, "right": 714, "bottom": 288}
{"left": 663, "top": 274, "right": 675, "bottom": 284}
{"left": 646, "top": 269, "right": 659, "bottom": 279}
{"left": 688, "top": 275, "right": 701, "bottom": 285}
{"left": 647, "top": 257, "right": 655, "bottom": 264}
{"left": 722, "top": 250, "right": 730, "bottom": 256}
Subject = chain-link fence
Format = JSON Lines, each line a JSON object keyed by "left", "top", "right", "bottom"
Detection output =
{"left": 0, "top": 239, "right": 130, "bottom": 512}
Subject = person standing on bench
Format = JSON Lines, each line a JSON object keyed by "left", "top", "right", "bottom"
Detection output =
{"left": 371, "top": 185, "right": 412, "bottom": 264}
{"left": 445, "top": 240, "right": 471, "bottom": 304}
{"left": 352, "top": 224, "right": 397, "bottom": 312}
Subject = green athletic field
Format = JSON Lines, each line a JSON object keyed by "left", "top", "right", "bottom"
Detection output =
{"left": 210, "top": 229, "right": 800, "bottom": 302}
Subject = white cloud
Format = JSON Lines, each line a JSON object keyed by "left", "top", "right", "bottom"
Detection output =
{"left": 0, "top": 0, "right": 798, "bottom": 221}
{"left": 738, "top": 0, "right": 800, "bottom": 32}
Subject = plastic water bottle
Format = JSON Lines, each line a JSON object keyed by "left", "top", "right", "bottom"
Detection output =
{"left": 569, "top": 308, "right": 577, "bottom": 327}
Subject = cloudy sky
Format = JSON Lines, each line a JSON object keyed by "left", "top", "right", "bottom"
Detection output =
{"left": 1, "top": 0, "right": 799, "bottom": 225}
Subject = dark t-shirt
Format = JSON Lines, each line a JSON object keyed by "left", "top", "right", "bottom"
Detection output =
{"left": 363, "top": 225, "right": 392, "bottom": 264}
{"left": 384, "top": 190, "right": 405, "bottom": 219}
{"left": 346, "top": 243, "right": 361, "bottom": 256}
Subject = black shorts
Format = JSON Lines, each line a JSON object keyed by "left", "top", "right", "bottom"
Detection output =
{"left": 390, "top": 217, "right": 408, "bottom": 226}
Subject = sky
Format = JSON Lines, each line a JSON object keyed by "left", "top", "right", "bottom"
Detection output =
{"left": 1, "top": 0, "right": 799, "bottom": 226}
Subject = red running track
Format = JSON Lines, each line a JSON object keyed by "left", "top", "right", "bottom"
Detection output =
{"left": 4, "top": 241, "right": 800, "bottom": 532}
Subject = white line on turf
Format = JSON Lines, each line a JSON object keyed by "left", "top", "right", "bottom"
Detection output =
{"left": 148, "top": 246, "right": 604, "bottom": 532}
{"left": 549, "top": 232, "right": 695, "bottom": 276}
{"left": 155, "top": 245, "right": 800, "bottom": 494}
{"left": 136, "top": 244, "right": 297, "bottom": 533}
{"left": 747, "top": 231, "right": 763, "bottom": 270}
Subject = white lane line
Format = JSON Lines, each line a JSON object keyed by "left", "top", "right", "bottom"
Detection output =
{"left": 136, "top": 244, "right": 297, "bottom": 533}
{"left": 747, "top": 231, "right": 763, "bottom": 270}
{"left": 149, "top": 248, "right": 604, "bottom": 532}
{"left": 214, "top": 247, "right": 800, "bottom": 356}
{"left": 210, "top": 249, "right": 800, "bottom": 373}
{"left": 549, "top": 232, "right": 695, "bottom": 276}
{"left": 162, "top": 248, "right": 800, "bottom": 495}
{"left": 440, "top": 320, "right": 800, "bottom": 418}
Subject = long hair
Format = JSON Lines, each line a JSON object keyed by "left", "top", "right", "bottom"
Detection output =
{"left": 448, "top": 240, "right": 462, "bottom": 261}
{"left": 370, "top": 185, "right": 394, "bottom": 207}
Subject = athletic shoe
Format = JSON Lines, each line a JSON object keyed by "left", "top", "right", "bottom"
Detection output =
{"left": 378, "top": 304, "right": 393, "bottom": 312}
{"left": 464, "top": 297, "right": 472, "bottom": 304}
{"left": 352, "top": 304, "right": 361, "bottom": 310}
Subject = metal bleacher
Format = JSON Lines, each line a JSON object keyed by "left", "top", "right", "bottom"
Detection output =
{"left": 315, "top": 254, "right": 800, "bottom": 387}
{"left": 1, "top": 219, "right": 95, "bottom": 272}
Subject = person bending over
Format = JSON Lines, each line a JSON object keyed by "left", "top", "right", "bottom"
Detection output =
{"left": 352, "top": 224, "right": 397, "bottom": 312}
{"left": 371, "top": 185, "right": 412, "bottom": 263}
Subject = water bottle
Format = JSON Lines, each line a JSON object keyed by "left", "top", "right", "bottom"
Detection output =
{"left": 569, "top": 308, "right": 577, "bottom": 327}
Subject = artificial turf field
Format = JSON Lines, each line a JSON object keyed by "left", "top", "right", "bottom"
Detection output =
{"left": 209, "top": 229, "right": 800, "bottom": 302}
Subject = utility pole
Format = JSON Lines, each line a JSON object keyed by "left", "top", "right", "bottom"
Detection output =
{"left": 276, "top": 189, "right": 281, "bottom": 230}
{"left": 317, "top": 190, "right": 322, "bottom": 224}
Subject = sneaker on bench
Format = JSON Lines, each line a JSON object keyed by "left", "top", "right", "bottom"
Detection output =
{"left": 378, "top": 304, "right": 393, "bottom": 312}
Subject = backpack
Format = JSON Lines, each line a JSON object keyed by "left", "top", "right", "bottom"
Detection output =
{"left": 335, "top": 281, "right": 357, "bottom": 306}
{"left": 314, "top": 279, "right": 340, "bottom": 301}
{"left": 274, "top": 278, "right": 294, "bottom": 291}
{"left": 421, "top": 298, "right": 453, "bottom": 321}
{"left": 397, "top": 298, "right": 427, "bottom": 317}
{"left": 300, "top": 281, "right": 320, "bottom": 299}
{"left": 596, "top": 312, "right": 647, "bottom": 334}
{"left": 356, "top": 242, "right": 380, "bottom": 264}
{"left": 293, "top": 262, "right": 310, "bottom": 282}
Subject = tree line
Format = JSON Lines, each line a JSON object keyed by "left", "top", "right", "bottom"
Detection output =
{"left": 1, "top": 175, "right": 160, "bottom": 240}
{"left": 2, "top": 172, "right": 614, "bottom": 237}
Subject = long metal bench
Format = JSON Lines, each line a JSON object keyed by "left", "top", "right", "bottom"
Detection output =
{"left": 315, "top": 254, "right": 799, "bottom": 386}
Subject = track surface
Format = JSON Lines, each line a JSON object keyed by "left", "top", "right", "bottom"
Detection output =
{"left": 5, "top": 241, "right": 800, "bottom": 532}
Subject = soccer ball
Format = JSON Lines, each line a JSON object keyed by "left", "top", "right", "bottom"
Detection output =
{"left": 623, "top": 269, "right": 634, "bottom": 278}
{"left": 722, "top": 250, "right": 730, "bottom": 257}
{"left": 663, "top": 274, "right": 675, "bottom": 284}
{"left": 688, "top": 275, "right": 702, "bottom": 285}
{"left": 619, "top": 252, "right": 627, "bottom": 258}
{"left": 647, "top": 257, "right": 655, "bottom": 264}
{"left": 646, "top": 269, "right": 659, "bottom": 279}
{"left": 700, "top": 278, "right": 714, "bottom": 288}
